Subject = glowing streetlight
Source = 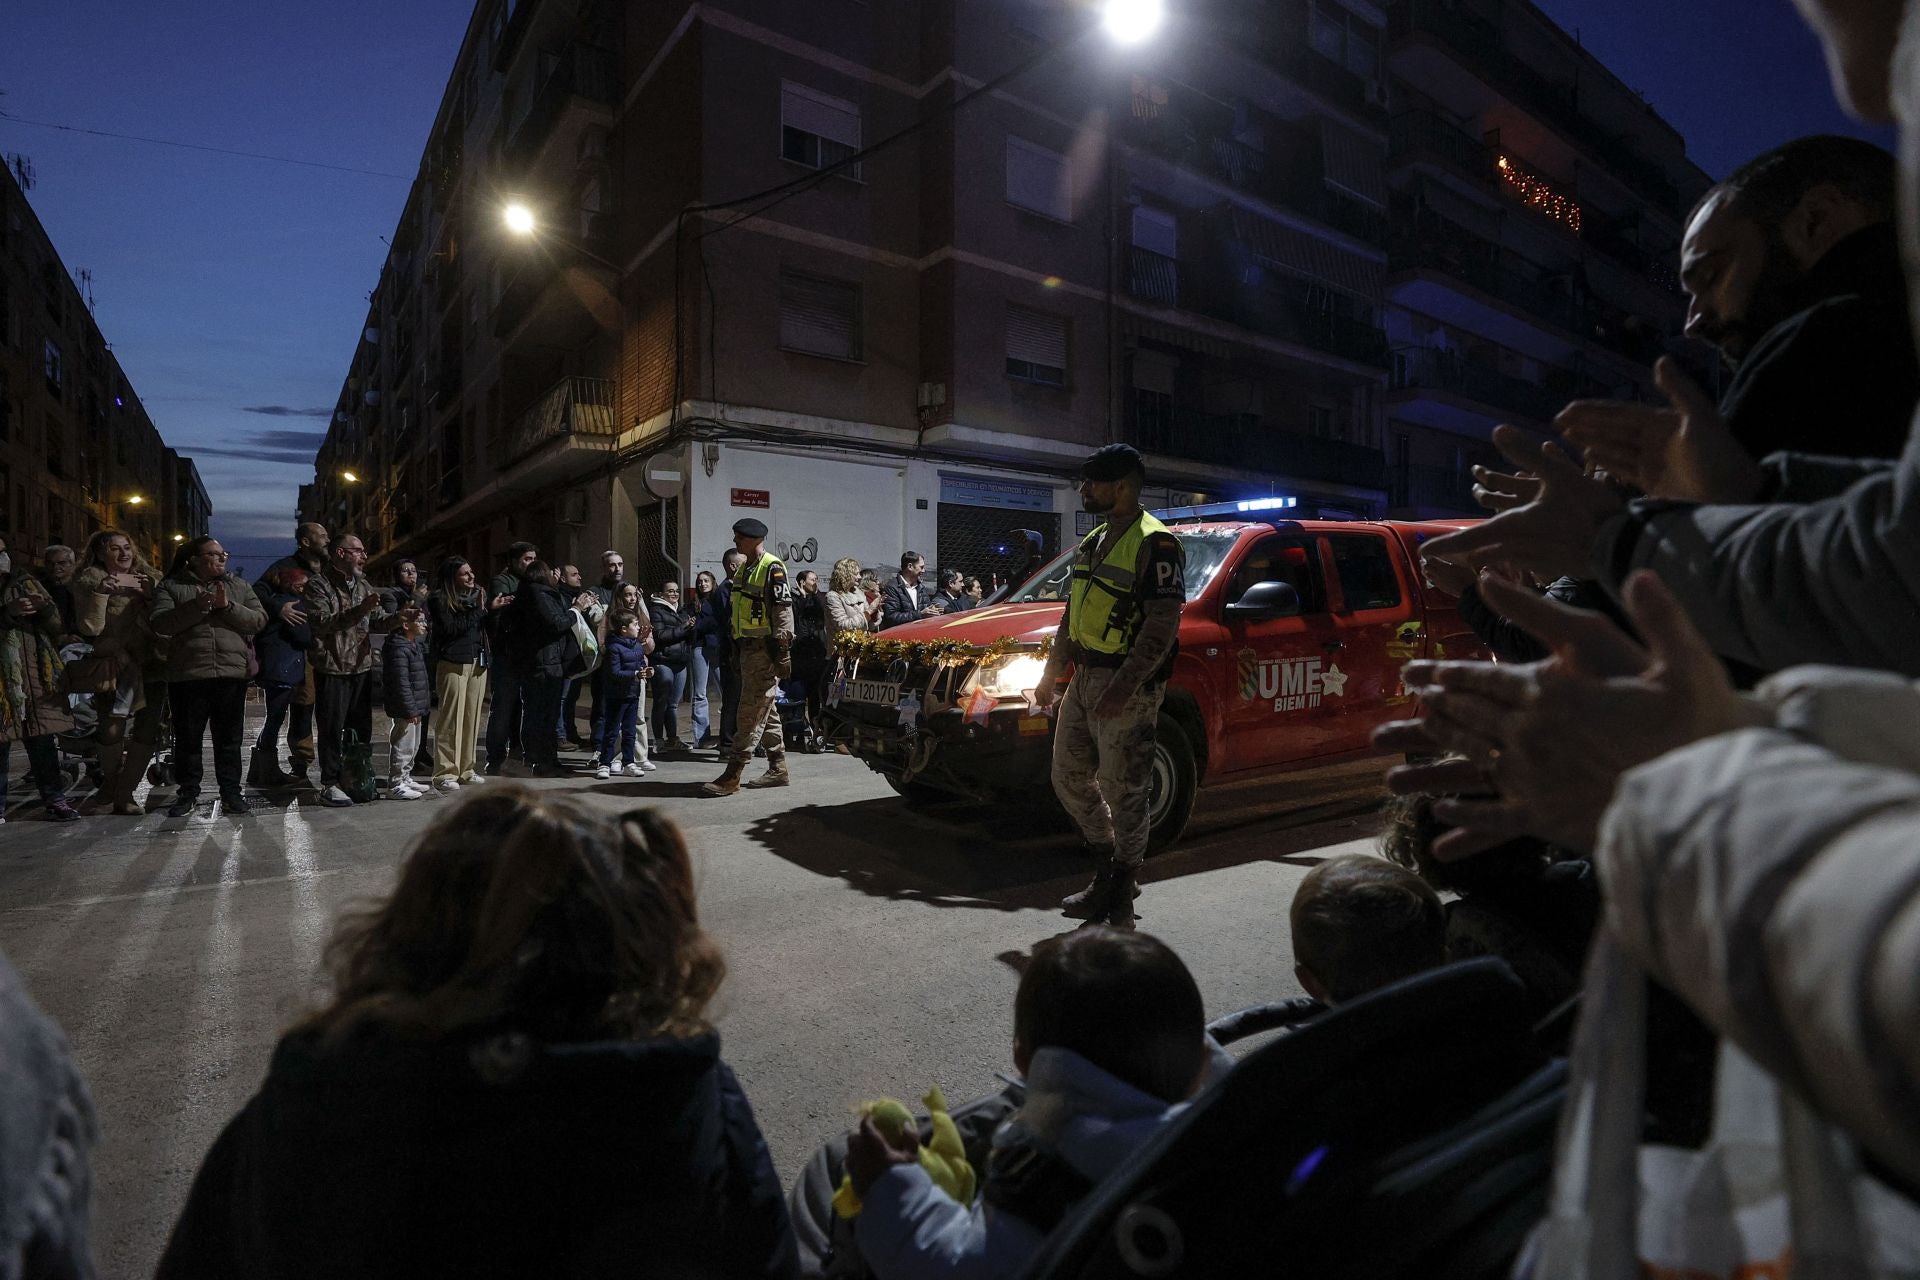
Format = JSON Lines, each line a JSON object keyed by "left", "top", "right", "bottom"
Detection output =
{"left": 502, "top": 202, "right": 537, "bottom": 237}
{"left": 1102, "top": 0, "right": 1164, "bottom": 44}
{"left": 125, "top": 494, "right": 145, "bottom": 506}
{"left": 172, "top": 534, "right": 186, "bottom": 543}
{"left": 341, "top": 470, "right": 361, "bottom": 484}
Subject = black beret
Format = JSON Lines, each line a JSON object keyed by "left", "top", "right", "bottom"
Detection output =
{"left": 732, "top": 517, "right": 769, "bottom": 539}
{"left": 1081, "top": 443, "right": 1145, "bottom": 482}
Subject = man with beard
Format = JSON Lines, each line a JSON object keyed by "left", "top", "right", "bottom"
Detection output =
{"left": 254, "top": 523, "right": 327, "bottom": 784}
{"left": 1034, "top": 445, "right": 1186, "bottom": 929}
{"left": 1555, "top": 136, "right": 1912, "bottom": 506}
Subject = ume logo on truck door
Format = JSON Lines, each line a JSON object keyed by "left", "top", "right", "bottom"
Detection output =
{"left": 1237, "top": 649, "right": 1348, "bottom": 712}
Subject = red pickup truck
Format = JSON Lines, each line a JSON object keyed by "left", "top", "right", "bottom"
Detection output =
{"left": 823, "top": 511, "right": 1486, "bottom": 851}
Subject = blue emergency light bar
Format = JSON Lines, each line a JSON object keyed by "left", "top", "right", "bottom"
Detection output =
{"left": 1154, "top": 497, "right": 1300, "bottom": 522}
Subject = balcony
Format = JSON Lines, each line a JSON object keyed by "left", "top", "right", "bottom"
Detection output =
{"left": 1131, "top": 118, "right": 1387, "bottom": 245}
{"left": 1390, "top": 346, "right": 1567, "bottom": 423}
{"left": 1222, "top": 284, "right": 1390, "bottom": 368}
{"left": 1392, "top": 0, "right": 1681, "bottom": 218}
{"left": 1281, "top": 45, "right": 1387, "bottom": 126}
{"left": 1129, "top": 247, "right": 1180, "bottom": 307}
{"left": 1131, "top": 406, "right": 1387, "bottom": 489}
{"left": 1391, "top": 108, "right": 1499, "bottom": 187}
{"left": 1393, "top": 463, "right": 1479, "bottom": 513}
{"left": 1389, "top": 212, "right": 1666, "bottom": 364}
{"left": 500, "top": 375, "right": 617, "bottom": 466}
{"left": 500, "top": 45, "right": 618, "bottom": 172}
{"left": 491, "top": 0, "right": 540, "bottom": 71}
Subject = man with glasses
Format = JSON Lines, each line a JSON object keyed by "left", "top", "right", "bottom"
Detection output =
{"left": 305, "top": 534, "right": 417, "bottom": 806}
{"left": 149, "top": 537, "right": 267, "bottom": 817}
{"left": 587, "top": 549, "right": 626, "bottom": 748}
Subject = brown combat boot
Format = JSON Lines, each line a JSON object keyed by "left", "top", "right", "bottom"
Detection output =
{"left": 702, "top": 761, "right": 747, "bottom": 797}
{"left": 741, "top": 754, "right": 790, "bottom": 789}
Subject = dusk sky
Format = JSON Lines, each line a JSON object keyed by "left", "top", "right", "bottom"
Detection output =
{"left": 0, "top": 0, "right": 1893, "bottom": 573}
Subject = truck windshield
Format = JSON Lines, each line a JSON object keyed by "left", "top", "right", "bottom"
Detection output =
{"left": 1004, "top": 531, "right": 1239, "bottom": 604}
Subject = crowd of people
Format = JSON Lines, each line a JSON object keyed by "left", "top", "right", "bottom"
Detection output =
{"left": 0, "top": 522, "right": 1008, "bottom": 825}
{"left": 11, "top": 0, "right": 1920, "bottom": 1271}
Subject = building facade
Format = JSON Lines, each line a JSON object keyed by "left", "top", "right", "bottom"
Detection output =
{"left": 0, "top": 161, "right": 210, "bottom": 569}
{"left": 306, "top": 0, "right": 1704, "bottom": 591}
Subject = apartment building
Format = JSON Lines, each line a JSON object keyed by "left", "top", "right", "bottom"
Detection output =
{"left": 0, "top": 161, "right": 210, "bottom": 568}
{"left": 1382, "top": 0, "right": 1711, "bottom": 513}
{"left": 307, "top": 0, "right": 1705, "bottom": 589}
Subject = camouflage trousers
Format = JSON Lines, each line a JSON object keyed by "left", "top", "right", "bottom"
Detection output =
{"left": 1050, "top": 666, "right": 1164, "bottom": 867}
{"left": 728, "top": 642, "right": 788, "bottom": 767}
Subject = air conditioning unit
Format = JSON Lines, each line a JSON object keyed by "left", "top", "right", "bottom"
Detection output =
{"left": 559, "top": 488, "right": 590, "bottom": 525}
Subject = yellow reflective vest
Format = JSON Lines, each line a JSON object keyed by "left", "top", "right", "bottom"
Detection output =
{"left": 730, "top": 552, "right": 785, "bottom": 639}
{"left": 1067, "top": 511, "right": 1171, "bottom": 655}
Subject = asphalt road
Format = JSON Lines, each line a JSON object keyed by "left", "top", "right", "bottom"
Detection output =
{"left": 0, "top": 734, "right": 1391, "bottom": 1278}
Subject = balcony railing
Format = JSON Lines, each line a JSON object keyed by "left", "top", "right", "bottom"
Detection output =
{"left": 1390, "top": 347, "right": 1566, "bottom": 422}
{"left": 1128, "top": 247, "right": 1180, "bottom": 307}
{"left": 502, "top": 45, "right": 618, "bottom": 170}
{"left": 1133, "top": 119, "right": 1388, "bottom": 245}
{"left": 1389, "top": 213, "right": 1667, "bottom": 364}
{"left": 1393, "top": 0, "right": 1681, "bottom": 218}
{"left": 1131, "top": 407, "right": 1387, "bottom": 488}
{"left": 501, "top": 375, "right": 617, "bottom": 465}
{"left": 1221, "top": 284, "right": 1390, "bottom": 368}
{"left": 1394, "top": 463, "right": 1479, "bottom": 513}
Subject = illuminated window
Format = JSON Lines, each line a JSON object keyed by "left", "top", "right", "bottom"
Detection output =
{"left": 1496, "top": 154, "right": 1583, "bottom": 233}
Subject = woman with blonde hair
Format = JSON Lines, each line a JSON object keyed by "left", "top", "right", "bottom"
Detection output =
{"left": 157, "top": 789, "right": 795, "bottom": 1278}
{"left": 822, "top": 556, "right": 871, "bottom": 649}
{"left": 73, "top": 527, "right": 161, "bottom": 814}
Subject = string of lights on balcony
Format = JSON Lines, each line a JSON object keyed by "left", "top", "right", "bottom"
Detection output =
{"left": 1496, "top": 154, "right": 1582, "bottom": 233}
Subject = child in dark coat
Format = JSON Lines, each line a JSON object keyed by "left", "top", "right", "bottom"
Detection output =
{"left": 381, "top": 613, "right": 431, "bottom": 800}
{"left": 596, "top": 611, "right": 654, "bottom": 778}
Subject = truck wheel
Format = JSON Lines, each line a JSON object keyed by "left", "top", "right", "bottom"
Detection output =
{"left": 1146, "top": 712, "right": 1198, "bottom": 853}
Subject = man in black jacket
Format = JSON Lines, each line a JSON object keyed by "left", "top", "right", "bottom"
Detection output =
{"left": 879, "top": 552, "right": 941, "bottom": 630}
{"left": 1678, "top": 134, "right": 1914, "bottom": 466}
{"left": 502, "top": 561, "right": 577, "bottom": 777}
{"left": 483, "top": 541, "right": 537, "bottom": 774}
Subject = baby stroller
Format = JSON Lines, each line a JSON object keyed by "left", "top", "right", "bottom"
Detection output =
{"left": 778, "top": 675, "right": 824, "bottom": 753}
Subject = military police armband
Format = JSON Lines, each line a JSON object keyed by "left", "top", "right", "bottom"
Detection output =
{"left": 769, "top": 573, "right": 792, "bottom": 606}
{"left": 1142, "top": 535, "right": 1186, "bottom": 600}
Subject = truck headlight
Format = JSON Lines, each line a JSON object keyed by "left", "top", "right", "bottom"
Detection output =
{"left": 973, "top": 653, "right": 1049, "bottom": 699}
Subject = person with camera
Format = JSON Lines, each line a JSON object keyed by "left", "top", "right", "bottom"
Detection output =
{"left": 703, "top": 519, "right": 794, "bottom": 796}
{"left": 149, "top": 537, "right": 268, "bottom": 818}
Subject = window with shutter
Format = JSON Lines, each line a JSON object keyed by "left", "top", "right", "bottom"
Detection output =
{"left": 1006, "top": 138, "right": 1070, "bottom": 221}
{"left": 781, "top": 82, "right": 863, "bottom": 180}
{"left": 1006, "top": 306, "right": 1068, "bottom": 386}
{"left": 780, "top": 271, "right": 862, "bottom": 361}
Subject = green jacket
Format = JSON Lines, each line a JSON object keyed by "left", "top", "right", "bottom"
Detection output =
{"left": 149, "top": 573, "right": 267, "bottom": 682}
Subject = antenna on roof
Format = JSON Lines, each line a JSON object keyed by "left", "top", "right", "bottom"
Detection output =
{"left": 4, "top": 152, "right": 33, "bottom": 190}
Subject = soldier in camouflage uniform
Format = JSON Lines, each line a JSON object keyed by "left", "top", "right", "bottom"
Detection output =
{"left": 703, "top": 517, "right": 795, "bottom": 796}
{"left": 1035, "top": 444, "right": 1186, "bottom": 929}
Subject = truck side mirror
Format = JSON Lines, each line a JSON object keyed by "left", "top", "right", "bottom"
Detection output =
{"left": 1226, "top": 580, "right": 1301, "bottom": 618}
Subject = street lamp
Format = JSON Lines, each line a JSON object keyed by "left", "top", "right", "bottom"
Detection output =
{"left": 340, "top": 470, "right": 361, "bottom": 484}
{"left": 124, "top": 494, "right": 145, "bottom": 506}
{"left": 502, "top": 201, "right": 537, "bottom": 237}
{"left": 1101, "top": 0, "right": 1164, "bottom": 45}
{"left": 172, "top": 534, "right": 186, "bottom": 543}
{"left": 500, "top": 199, "right": 619, "bottom": 272}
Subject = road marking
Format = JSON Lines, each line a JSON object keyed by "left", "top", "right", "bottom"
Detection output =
{"left": 2, "top": 868, "right": 349, "bottom": 914}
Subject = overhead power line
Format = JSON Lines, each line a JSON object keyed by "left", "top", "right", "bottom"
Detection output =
{"left": 0, "top": 112, "right": 410, "bottom": 181}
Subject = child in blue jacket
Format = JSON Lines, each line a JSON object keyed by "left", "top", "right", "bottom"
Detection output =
{"left": 596, "top": 611, "right": 655, "bottom": 778}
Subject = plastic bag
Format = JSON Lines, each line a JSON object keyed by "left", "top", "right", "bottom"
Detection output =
{"left": 1525, "top": 936, "right": 1920, "bottom": 1279}
{"left": 339, "top": 730, "right": 377, "bottom": 804}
